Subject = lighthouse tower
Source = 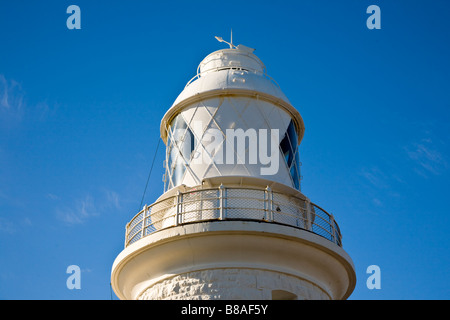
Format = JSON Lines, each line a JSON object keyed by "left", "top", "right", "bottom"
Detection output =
{"left": 111, "top": 38, "right": 356, "bottom": 300}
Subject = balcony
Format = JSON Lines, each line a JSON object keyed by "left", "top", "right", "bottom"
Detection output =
{"left": 125, "top": 185, "right": 342, "bottom": 248}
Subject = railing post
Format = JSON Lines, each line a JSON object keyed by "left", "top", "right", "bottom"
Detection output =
{"left": 141, "top": 205, "right": 147, "bottom": 239}
{"left": 175, "top": 191, "right": 182, "bottom": 226}
{"left": 219, "top": 184, "right": 226, "bottom": 220}
{"left": 305, "top": 198, "right": 312, "bottom": 231}
{"left": 265, "top": 186, "right": 273, "bottom": 222}
{"left": 330, "top": 214, "right": 337, "bottom": 245}
{"left": 124, "top": 223, "right": 129, "bottom": 248}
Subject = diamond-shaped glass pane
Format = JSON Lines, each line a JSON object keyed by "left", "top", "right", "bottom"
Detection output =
{"left": 165, "top": 114, "right": 197, "bottom": 191}
{"left": 280, "top": 120, "right": 300, "bottom": 190}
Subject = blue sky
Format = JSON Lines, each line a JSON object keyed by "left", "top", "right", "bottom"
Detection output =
{"left": 1, "top": 0, "right": 449, "bottom": 299}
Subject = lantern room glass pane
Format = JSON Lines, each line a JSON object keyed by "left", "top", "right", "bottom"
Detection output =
{"left": 280, "top": 120, "right": 300, "bottom": 190}
{"left": 165, "top": 114, "right": 197, "bottom": 191}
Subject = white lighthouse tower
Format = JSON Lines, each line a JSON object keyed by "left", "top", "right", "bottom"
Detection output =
{"left": 111, "top": 37, "right": 356, "bottom": 300}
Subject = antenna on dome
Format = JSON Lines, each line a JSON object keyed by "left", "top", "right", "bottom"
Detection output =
{"left": 230, "top": 29, "right": 233, "bottom": 48}
{"left": 215, "top": 29, "right": 237, "bottom": 49}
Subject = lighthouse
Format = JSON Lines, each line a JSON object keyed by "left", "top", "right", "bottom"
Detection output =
{"left": 111, "top": 37, "right": 356, "bottom": 300}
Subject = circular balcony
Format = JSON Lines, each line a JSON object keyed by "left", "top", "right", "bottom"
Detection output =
{"left": 124, "top": 185, "right": 343, "bottom": 248}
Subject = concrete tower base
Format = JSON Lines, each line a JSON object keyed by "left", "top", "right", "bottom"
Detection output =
{"left": 138, "top": 268, "right": 329, "bottom": 300}
{"left": 111, "top": 220, "right": 356, "bottom": 300}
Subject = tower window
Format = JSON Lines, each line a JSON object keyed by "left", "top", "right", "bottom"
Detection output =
{"left": 165, "top": 114, "right": 197, "bottom": 191}
{"left": 279, "top": 120, "right": 300, "bottom": 190}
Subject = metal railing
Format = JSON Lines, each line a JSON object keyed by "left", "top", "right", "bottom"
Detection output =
{"left": 184, "top": 67, "right": 281, "bottom": 89}
{"left": 124, "top": 186, "right": 342, "bottom": 248}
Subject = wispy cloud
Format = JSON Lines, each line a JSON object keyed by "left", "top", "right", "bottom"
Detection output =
{"left": 357, "top": 125, "right": 448, "bottom": 210}
{"left": 0, "top": 74, "right": 25, "bottom": 120}
{"left": 0, "top": 217, "right": 16, "bottom": 234}
{"left": 105, "top": 190, "right": 120, "bottom": 210}
{"left": 405, "top": 138, "right": 448, "bottom": 177}
{"left": 55, "top": 190, "right": 121, "bottom": 225}
{"left": 0, "top": 74, "right": 57, "bottom": 125}
{"left": 46, "top": 193, "right": 59, "bottom": 200}
{"left": 56, "top": 195, "right": 98, "bottom": 225}
{"left": 0, "top": 216, "right": 33, "bottom": 235}
{"left": 358, "top": 166, "right": 390, "bottom": 190}
{"left": 357, "top": 166, "right": 393, "bottom": 207}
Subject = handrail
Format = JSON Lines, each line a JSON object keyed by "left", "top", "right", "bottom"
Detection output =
{"left": 184, "top": 67, "right": 280, "bottom": 89}
{"left": 124, "top": 186, "right": 343, "bottom": 248}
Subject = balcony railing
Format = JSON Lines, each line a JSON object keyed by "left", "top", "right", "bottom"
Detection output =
{"left": 125, "top": 185, "right": 342, "bottom": 248}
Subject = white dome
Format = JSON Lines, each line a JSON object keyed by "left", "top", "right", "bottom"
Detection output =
{"left": 170, "top": 47, "right": 291, "bottom": 109}
{"left": 199, "top": 47, "right": 265, "bottom": 75}
{"left": 161, "top": 46, "right": 304, "bottom": 145}
{"left": 172, "top": 68, "right": 290, "bottom": 108}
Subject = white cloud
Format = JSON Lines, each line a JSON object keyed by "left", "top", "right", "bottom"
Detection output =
{"left": 56, "top": 190, "right": 121, "bottom": 225}
{"left": 56, "top": 195, "right": 98, "bottom": 225}
{"left": 372, "top": 198, "right": 382, "bottom": 207}
{"left": 22, "top": 217, "right": 32, "bottom": 226}
{"left": 358, "top": 166, "right": 389, "bottom": 189}
{"left": 46, "top": 193, "right": 59, "bottom": 200}
{"left": 105, "top": 190, "right": 121, "bottom": 210}
{"left": 0, "top": 217, "right": 16, "bottom": 234}
{"left": 0, "top": 216, "right": 33, "bottom": 234}
{"left": 405, "top": 138, "right": 448, "bottom": 177}
{"left": 0, "top": 74, "right": 58, "bottom": 124}
{"left": 0, "top": 74, "right": 25, "bottom": 120}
